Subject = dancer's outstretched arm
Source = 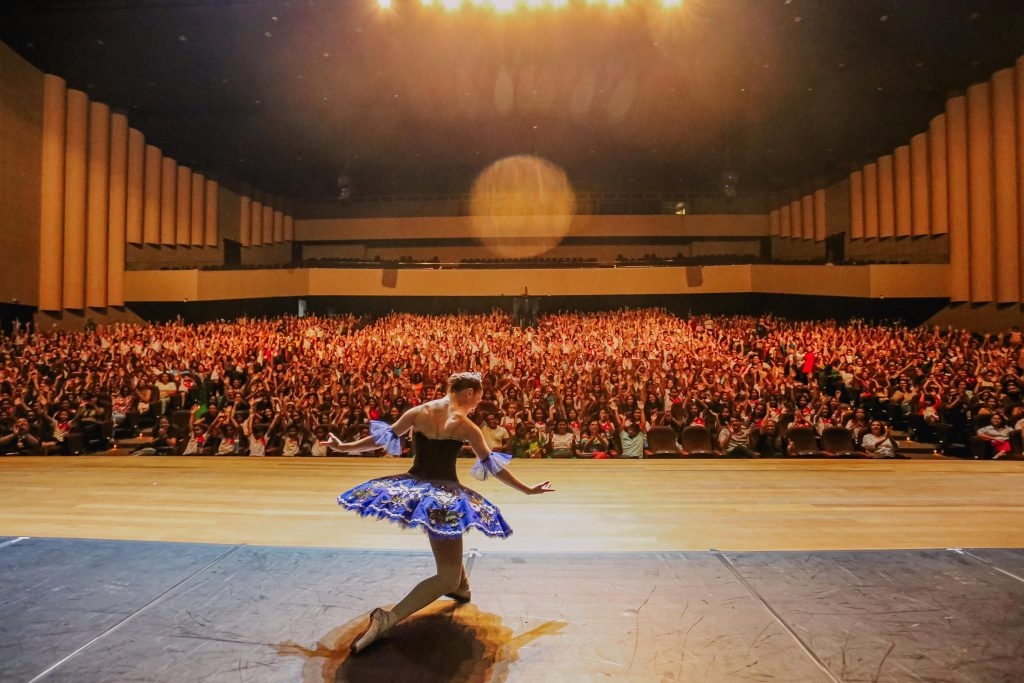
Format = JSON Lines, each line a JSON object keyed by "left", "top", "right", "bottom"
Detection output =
{"left": 323, "top": 405, "right": 423, "bottom": 453}
{"left": 460, "top": 417, "right": 554, "bottom": 495}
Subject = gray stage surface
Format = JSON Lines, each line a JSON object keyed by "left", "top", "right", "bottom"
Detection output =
{"left": 2, "top": 538, "right": 1023, "bottom": 682}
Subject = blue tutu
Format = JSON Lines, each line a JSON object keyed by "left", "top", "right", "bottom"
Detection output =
{"left": 337, "top": 421, "right": 513, "bottom": 538}
{"left": 338, "top": 475, "right": 512, "bottom": 538}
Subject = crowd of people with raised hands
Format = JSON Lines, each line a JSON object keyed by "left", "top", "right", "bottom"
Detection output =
{"left": 0, "top": 310, "right": 1022, "bottom": 459}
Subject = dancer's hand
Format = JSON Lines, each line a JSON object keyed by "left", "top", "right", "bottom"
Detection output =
{"left": 320, "top": 432, "right": 345, "bottom": 452}
{"left": 527, "top": 481, "right": 554, "bottom": 495}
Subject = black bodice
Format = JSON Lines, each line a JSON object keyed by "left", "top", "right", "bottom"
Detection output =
{"left": 407, "top": 432, "right": 464, "bottom": 483}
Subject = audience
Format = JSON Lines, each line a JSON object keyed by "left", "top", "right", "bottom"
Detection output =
{"left": 1, "top": 312, "right": 1022, "bottom": 459}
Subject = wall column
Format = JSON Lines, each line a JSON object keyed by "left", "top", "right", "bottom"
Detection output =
{"left": 38, "top": 74, "right": 66, "bottom": 311}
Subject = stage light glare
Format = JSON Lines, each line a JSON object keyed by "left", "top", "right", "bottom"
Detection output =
{"left": 421, "top": 0, "right": 434, "bottom": 7}
{"left": 661, "top": 0, "right": 682, "bottom": 7}
{"left": 606, "top": 0, "right": 625, "bottom": 7}
{"left": 377, "top": 0, "right": 393, "bottom": 9}
{"left": 525, "top": 0, "right": 544, "bottom": 9}
{"left": 492, "top": 0, "right": 516, "bottom": 13}
{"left": 440, "top": 0, "right": 460, "bottom": 10}
{"left": 550, "top": 0, "right": 568, "bottom": 8}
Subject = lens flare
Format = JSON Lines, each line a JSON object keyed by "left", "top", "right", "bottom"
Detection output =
{"left": 469, "top": 155, "right": 576, "bottom": 259}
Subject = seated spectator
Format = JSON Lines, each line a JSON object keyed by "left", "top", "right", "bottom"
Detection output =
{"left": 547, "top": 419, "right": 576, "bottom": 458}
{"left": 481, "top": 413, "right": 511, "bottom": 452}
{"left": 718, "top": 416, "right": 758, "bottom": 458}
{"left": 976, "top": 413, "right": 1013, "bottom": 459}
{"left": 0, "top": 417, "right": 43, "bottom": 454}
{"left": 860, "top": 421, "right": 896, "bottom": 458}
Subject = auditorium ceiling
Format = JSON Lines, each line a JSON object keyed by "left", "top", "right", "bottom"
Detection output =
{"left": 2, "top": 0, "right": 1023, "bottom": 204}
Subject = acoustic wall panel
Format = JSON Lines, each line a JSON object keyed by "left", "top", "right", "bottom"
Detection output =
{"left": 108, "top": 114, "right": 129, "bottom": 307}
{"left": 909, "top": 133, "right": 930, "bottom": 235}
{"left": 175, "top": 166, "right": 191, "bottom": 246}
{"left": 125, "top": 129, "right": 144, "bottom": 245}
{"left": 62, "top": 88, "right": 88, "bottom": 310}
{"left": 929, "top": 115, "right": 949, "bottom": 235}
{"left": 38, "top": 74, "right": 66, "bottom": 311}
{"left": 966, "top": 82, "right": 994, "bottom": 302}
{"left": 190, "top": 172, "right": 205, "bottom": 247}
{"left": 813, "top": 189, "right": 826, "bottom": 242}
{"left": 877, "top": 154, "right": 895, "bottom": 238}
{"left": 894, "top": 145, "right": 912, "bottom": 237}
{"left": 992, "top": 67, "right": 1019, "bottom": 303}
{"left": 849, "top": 171, "right": 864, "bottom": 240}
{"left": 143, "top": 145, "right": 161, "bottom": 245}
{"left": 946, "top": 96, "right": 970, "bottom": 302}
{"left": 863, "top": 163, "right": 879, "bottom": 239}
{"left": 85, "top": 101, "right": 110, "bottom": 309}
{"left": 239, "top": 195, "right": 251, "bottom": 247}
{"left": 205, "top": 180, "right": 218, "bottom": 247}
{"left": 160, "top": 156, "right": 176, "bottom": 246}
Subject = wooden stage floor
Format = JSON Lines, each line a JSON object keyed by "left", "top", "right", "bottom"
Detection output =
{"left": 2, "top": 455, "right": 1023, "bottom": 552}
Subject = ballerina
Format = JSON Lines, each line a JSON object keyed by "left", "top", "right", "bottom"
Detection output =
{"left": 326, "top": 371, "right": 554, "bottom": 654}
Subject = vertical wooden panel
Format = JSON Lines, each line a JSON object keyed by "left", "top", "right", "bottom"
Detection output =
{"left": 813, "top": 189, "right": 826, "bottom": 242}
{"left": 107, "top": 113, "right": 128, "bottom": 307}
{"left": 929, "top": 115, "right": 949, "bottom": 235}
{"left": 204, "top": 180, "right": 218, "bottom": 247}
{"left": 946, "top": 96, "right": 970, "bottom": 301}
{"left": 262, "top": 203, "right": 274, "bottom": 244}
{"left": 38, "top": 74, "right": 66, "bottom": 311}
{"left": 967, "top": 82, "right": 994, "bottom": 302}
{"left": 894, "top": 145, "right": 912, "bottom": 237}
{"left": 160, "top": 157, "right": 177, "bottom": 245}
{"left": 62, "top": 88, "right": 88, "bottom": 310}
{"left": 273, "top": 209, "right": 284, "bottom": 243}
{"left": 992, "top": 67, "right": 1019, "bottom": 303}
{"left": 125, "top": 129, "right": 144, "bottom": 245}
{"left": 1017, "top": 56, "right": 1024, "bottom": 303}
{"left": 849, "top": 171, "right": 864, "bottom": 239}
{"left": 284, "top": 215, "right": 294, "bottom": 242}
{"left": 789, "top": 199, "right": 802, "bottom": 240}
{"left": 85, "top": 101, "right": 110, "bottom": 309}
{"left": 239, "top": 195, "right": 252, "bottom": 247}
{"left": 143, "top": 145, "right": 161, "bottom": 245}
{"left": 769, "top": 209, "right": 780, "bottom": 236}
{"left": 863, "top": 163, "right": 879, "bottom": 239}
{"left": 780, "top": 203, "right": 791, "bottom": 238}
{"left": 175, "top": 166, "right": 191, "bottom": 246}
{"left": 910, "top": 133, "right": 930, "bottom": 235}
{"left": 877, "top": 154, "right": 895, "bottom": 238}
{"left": 251, "top": 199, "right": 263, "bottom": 247}
{"left": 800, "top": 195, "right": 813, "bottom": 240}
{"left": 190, "top": 172, "right": 205, "bottom": 247}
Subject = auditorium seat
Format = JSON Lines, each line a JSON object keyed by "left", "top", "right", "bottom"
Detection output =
{"left": 679, "top": 425, "right": 717, "bottom": 458}
{"left": 820, "top": 426, "right": 867, "bottom": 458}
{"left": 644, "top": 426, "right": 682, "bottom": 458}
{"left": 786, "top": 426, "right": 828, "bottom": 458}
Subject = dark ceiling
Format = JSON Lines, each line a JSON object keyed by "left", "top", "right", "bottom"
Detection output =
{"left": 3, "top": 0, "right": 1023, "bottom": 204}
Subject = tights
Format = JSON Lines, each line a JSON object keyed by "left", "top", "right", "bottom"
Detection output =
{"left": 389, "top": 535, "right": 468, "bottom": 621}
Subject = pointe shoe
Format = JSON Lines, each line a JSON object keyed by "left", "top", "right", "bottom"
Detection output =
{"left": 350, "top": 607, "right": 397, "bottom": 654}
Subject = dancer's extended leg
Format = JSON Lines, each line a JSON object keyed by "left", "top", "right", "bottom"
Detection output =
{"left": 350, "top": 535, "right": 465, "bottom": 653}
{"left": 391, "top": 534, "right": 465, "bottom": 620}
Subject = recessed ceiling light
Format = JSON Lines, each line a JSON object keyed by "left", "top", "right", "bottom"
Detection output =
{"left": 879, "top": 15, "right": 888, "bottom": 21}
{"left": 794, "top": 16, "right": 802, "bottom": 22}
{"left": 95, "top": 39, "right": 104, "bottom": 45}
{"left": 265, "top": 31, "right": 272, "bottom": 37}
{"left": 272, "top": 15, "right": 279, "bottom": 21}
{"left": 178, "top": 35, "right": 188, "bottom": 42}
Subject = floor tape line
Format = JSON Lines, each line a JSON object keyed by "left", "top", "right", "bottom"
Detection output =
{"left": 27, "top": 544, "right": 245, "bottom": 683}
{"left": 713, "top": 551, "right": 841, "bottom": 683}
